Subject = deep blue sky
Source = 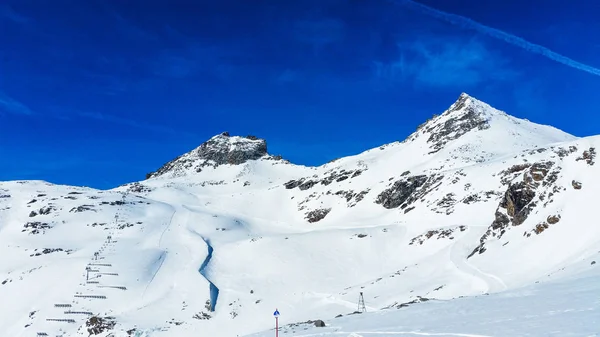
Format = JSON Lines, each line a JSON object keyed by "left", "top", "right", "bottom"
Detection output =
{"left": 1, "top": 0, "right": 600, "bottom": 189}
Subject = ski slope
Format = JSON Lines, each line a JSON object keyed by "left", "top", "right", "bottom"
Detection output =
{"left": 248, "top": 258, "right": 600, "bottom": 337}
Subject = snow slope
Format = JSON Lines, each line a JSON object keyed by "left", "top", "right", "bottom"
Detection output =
{"left": 248, "top": 257, "right": 600, "bottom": 337}
{"left": 0, "top": 93, "right": 598, "bottom": 337}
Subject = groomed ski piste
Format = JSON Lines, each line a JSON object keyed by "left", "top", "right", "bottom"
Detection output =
{"left": 1, "top": 93, "right": 599, "bottom": 336}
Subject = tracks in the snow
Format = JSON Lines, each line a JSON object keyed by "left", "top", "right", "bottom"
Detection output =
{"left": 448, "top": 229, "right": 507, "bottom": 294}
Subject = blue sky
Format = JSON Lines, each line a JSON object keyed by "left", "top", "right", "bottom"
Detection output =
{"left": 1, "top": 0, "right": 600, "bottom": 189}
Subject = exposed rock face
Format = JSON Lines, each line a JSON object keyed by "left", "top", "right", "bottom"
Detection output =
{"left": 407, "top": 93, "right": 491, "bottom": 154}
{"left": 524, "top": 215, "right": 561, "bottom": 237}
{"left": 547, "top": 214, "right": 561, "bottom": 224}
{"left": 305, "top": 208, "right": 331, "bottom": 223}
{"left": 285, "top": 167, "right": 371, "bottom": 213}
{"left": 196, "top": 133, "right": 267, "bottom": 165}
{"left": 499, "top": 163, "right": 532, "bottom": 184}
{"left": 469, "top": 161, "right": 557, "bottom": 257}
{"left": 313, "top": 319, "right": 326, "bottom": 327}
{"left": 86, "top": 316, "right": 116, "bottom": 335}
{"left": 284, "top": 169, "right": 366, "bottom": 191}
{"left": 22, "top": 221, "right": 52, "bottom": 235}
{"left": 433, "top": 193, "right": 457, "bottom": 215}
{"left": 506, "top": 162, "right": 554, "bottom": 224}
{"left": 502, "top": 181, "right": 537, "bottom": 226}
{"left": 376, "top": 175, "right": 427, "bottom": 209}
{"left": 123, "top": 182, "right": 154, "bottom": 194}
{"left": 576, "top": 147, "right": 596, "bottom": 165}
{"left": 147, "top": 133, "right": 274, "bottom": 178}
{"left": 330, "top": 189, "right": 370, "bottom": 208}
{"left": 375, "top": 174, "right": 444, "bottom": 210}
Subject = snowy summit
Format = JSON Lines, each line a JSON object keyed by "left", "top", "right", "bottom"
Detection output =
{"left": 1, "top": 93, "right": 599, "bottom": 337}
{"left": 146, "top": 132, "right": 282, "bottom": 179}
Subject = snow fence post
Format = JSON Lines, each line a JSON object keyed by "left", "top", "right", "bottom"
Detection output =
{"left": 273, "top": 308, "right": 280, "bottom": 337}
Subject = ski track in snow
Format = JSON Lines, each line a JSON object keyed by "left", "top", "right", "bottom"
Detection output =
{"left": 141, "top": 251, "right": 168, "bottom": 299}
{"left": 461, "top": 259, "right": 507, "bottom": 293}
{"left": 448, "top": 229, "right": 507, "bottom": 294}
{"left": 142, "top": 209, "right": 176, "bottom": 299}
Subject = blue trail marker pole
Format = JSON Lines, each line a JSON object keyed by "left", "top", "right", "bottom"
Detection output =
{"left": 273, "top": 309, "right": 280, "bottom": 337}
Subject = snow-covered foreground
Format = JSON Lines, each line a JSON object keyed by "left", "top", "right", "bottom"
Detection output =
{"left": 1, "top": 93, "right": 599, "bottom": 336}
{"left": 249, "top": 263, "right": 600, "bottom": 337}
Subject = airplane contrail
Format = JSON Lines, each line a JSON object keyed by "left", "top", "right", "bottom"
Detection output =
{"left": 392, "top": 0, "right": 600, "bottom": 77}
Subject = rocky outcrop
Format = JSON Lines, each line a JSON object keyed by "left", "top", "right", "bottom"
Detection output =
{"left": 312, "top": 320, "right": 326, "bottom": 327}
{"left": 123, "top": 182, "right": 154, "bottom": 194}
{"left": 553, "top": 145, "right": 578, "bottom": 159}
{"left": 285, "top": 167, "right": 370, "bottom": 213}
{"left": 284, "top": 169, "right": 365, "bottom": 191}
{"left": 432, "top": 193, "right": 457, "bottom": 215}
{"left": 376, "top": 175, "right": 427, "bottom": 209}
{"left": 375, "top": 174, "right": 444, "bottom": 210}
{"left": 547, "top": 214, "right": 561, "bottom": 224}
{"left": 321, "top": 189, "right": 371, "bottom": 208}
{"left": 147, "top": 133, "right": 276, "bottom": 178}
{"left": 305, "top": 208, "right": 331, "bottom": 223}
{"left": 70, "top": 205, "right": 96, "bottom": 213}
{"left": 576, "top": 147, "right": 596, "bottom": 165}
{"left": 409, "top": 226, "right": 467, "bottom": 245}
{"left": 502, "top": 181, "right": 537, "bottom": 226}
{"left": 469, "top": 161, "right": 558, "bottom": 257}
{"left": 427, "top": 115, "right": 489, "bottom": 154}
{"left": 22, "top": 221, "right": 53, "bottom": 235}
{"left": 86, "top": 316, "right": 116, "bottom": 335}
{"left": 499, "top": 163, "right": 532, "bottom": 185}
{"left": 524, "top": 214, "right": 561, "bottom": 237}
{"left": 29, "top": 248, "right": 72, "bottom": 257}
{"left": 395, "top": 296, "right": 430, "bottom": 309}
{"left": 196, "top": 133, "right": 267, "bottom": 165}
{"left": 407, "top": 93, "right": 491, "bottom": 154}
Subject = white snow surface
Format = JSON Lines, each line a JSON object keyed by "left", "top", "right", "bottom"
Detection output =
{"left": 0, "top": 93, "right": 598, "bottom": 337}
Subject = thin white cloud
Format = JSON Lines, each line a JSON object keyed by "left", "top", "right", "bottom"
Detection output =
{"left": 0, "top": 91, "right": 34, "bottom": 115}
{"left": 372, "top": 37, "right": 517, "bottom": 88}
{"left": 394, "top": 0, "right": 600, "bottom": 78}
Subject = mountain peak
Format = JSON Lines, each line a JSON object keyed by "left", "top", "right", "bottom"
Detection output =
{"left": 401, "top": 92, "right": 574, "bottom": 159}
{"left": 146, "top": 133, "right": 272, "bottom": 179}
{"left": 445, "top": 92, "right": 502, "bottom": 119}
{"left": 406, "top": 93, "right": 495, "bottom": 153}
{"left": 207, "top": 131, "right": 264, "bottom": 146}
{"left": 450, "top": 92, "right": 476, "bottom": 111}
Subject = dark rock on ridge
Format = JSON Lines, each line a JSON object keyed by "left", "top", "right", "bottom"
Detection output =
{"left": 147, "top": 133, "right": 275, "bottom": 178}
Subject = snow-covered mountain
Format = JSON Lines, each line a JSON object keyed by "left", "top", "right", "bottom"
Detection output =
{"left": 1, "top": 93, "right": 598, "bottom": 337}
